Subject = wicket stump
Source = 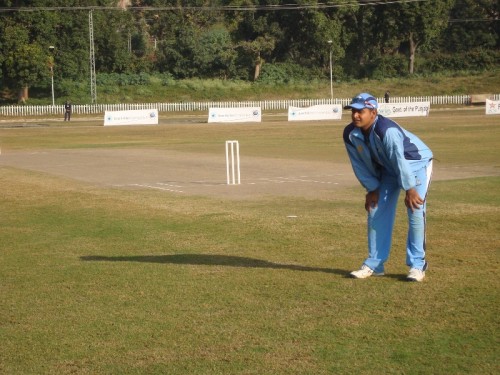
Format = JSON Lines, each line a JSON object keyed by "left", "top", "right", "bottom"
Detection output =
{"left": 225, "top": 140, "right": 240, "bottom": 185}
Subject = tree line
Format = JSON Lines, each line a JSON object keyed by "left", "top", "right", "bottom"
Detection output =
{"left": 0, "top": 0, "right": 498, "bottom": 102}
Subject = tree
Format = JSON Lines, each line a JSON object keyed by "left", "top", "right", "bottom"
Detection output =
{"left": 443, "top": 0, "right": 499, "bottom": 52}
{"left": 53, "top": 8, "right": 95, "bottom": 82}
{"left": 146, "top": 1, "right": 227, "bottom": 78}
{"left": 386, "top": 0, "right": 455, "bottom": 74}
{"left": 238, "top": 36, "right": 275, "bottom": 80}
{"left": 1, "top": 25, "right": 50, "bottom": 102}
{"left": 194, "top": 27, "right": 237, "bottom": 79}
{"left": 0, "top": 0, "right": 498, "bottom": 102}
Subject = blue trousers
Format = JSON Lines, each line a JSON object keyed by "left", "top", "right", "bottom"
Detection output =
{"left": 364, "top": 161, "right": 433, "bottom": 273}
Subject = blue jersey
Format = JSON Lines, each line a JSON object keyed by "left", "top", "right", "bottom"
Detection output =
{"left": 343, "top": 115, "right": 433, "bottom": 192}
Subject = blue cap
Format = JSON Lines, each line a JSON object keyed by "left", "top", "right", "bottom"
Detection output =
{"left": 345, "top": 93, "right": 378, "bottom": 110}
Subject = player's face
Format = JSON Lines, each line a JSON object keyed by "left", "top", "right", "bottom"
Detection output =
{"left": 351, "top": 108, "right": 377, "bottom": 133}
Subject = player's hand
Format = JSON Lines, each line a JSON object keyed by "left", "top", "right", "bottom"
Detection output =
{"left": 365, "top": 190, "right": 379, "bottom": 212}
{"left": 405, "top": 188, "right": 424, "bottom": 212}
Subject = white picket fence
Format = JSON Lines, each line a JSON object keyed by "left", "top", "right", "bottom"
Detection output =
{"left": 0, "top": 95, "right": 497, "bottom": 117}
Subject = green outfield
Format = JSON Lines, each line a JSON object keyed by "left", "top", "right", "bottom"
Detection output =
{"left": 1, "top": 108, "right": 499, "bottom": 374}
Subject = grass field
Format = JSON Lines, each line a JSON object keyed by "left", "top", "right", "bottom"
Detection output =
{"left": 1, "top": 108, "right": 499, "bottom": 374}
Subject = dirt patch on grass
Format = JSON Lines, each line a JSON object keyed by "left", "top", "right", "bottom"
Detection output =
{"left": 1, "top": 148, "right": 498, "bottom": 199}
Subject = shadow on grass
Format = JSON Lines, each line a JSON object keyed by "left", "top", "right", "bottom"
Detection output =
{"left": 80, "top": 254, "right": 348, "bottom": 276}
{"left": 384, "top": 273, "right": 415, "bottom": 282}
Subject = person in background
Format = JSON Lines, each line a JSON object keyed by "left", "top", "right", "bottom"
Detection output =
{"left": 343, "top": 93, "right": 433, "bottom": 282}
{"left": 384, "top": 91, "right": 390, "bottom": 103}
{"left": 64, "top": 100, "right": 72, "bottom": 121}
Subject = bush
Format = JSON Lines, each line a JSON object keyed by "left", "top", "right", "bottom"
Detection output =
{"left": 159, "top": 73, "right": 176, "bottom": 86}
{"left": 57, "top": 79, "right": 88, "bottom": 100}
{"left": 96, "top": 73, "right": 152, "bottom": 86}
{"left": 419, "top": 49, "right": 500, "bottom": 73}
{"left": 366, "top": 55, "right": 408, "bottom": 79}
{"left": 257, "top": 63, "right": 323, "bottom": 84}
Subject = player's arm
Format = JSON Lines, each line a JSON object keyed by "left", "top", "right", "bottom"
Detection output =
{"left": 384, "top": 129, "right": 417, "bottom": 191}
{"left": 344, "top": 142, "right": 381, "bottom": 193}
{"left": 384, "top": 130, "right": 423, "bottom": 211}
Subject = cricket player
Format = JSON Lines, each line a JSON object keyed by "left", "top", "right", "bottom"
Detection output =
{"left": 343, "top": 93, "right": 433, "bottom": 281}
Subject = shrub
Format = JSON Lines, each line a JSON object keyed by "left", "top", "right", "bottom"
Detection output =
{"left": 96, "top": 73, "right": 152, "bottom": 86}
{"left": 367, "top": 55, "right": 408, "bottom": 79}
{"left": 158, "top": 73, "right": 175, "bottom": 86}
{"left": 419, "top": 49, "right": 499, "bottom": 73}
{"left": 257, "top": 63, "right": 323, "bottom": 84}
{"left": 58, "top": 79, "right": 88, "bottom": 98}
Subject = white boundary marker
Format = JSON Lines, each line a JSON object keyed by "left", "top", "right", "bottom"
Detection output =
{"left": 225, "top": 140, "right": 241, "bottom": 185}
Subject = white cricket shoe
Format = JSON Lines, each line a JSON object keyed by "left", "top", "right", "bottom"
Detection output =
{"left": 407, "top": 268, "right": 425, "bottom": 282}
{"left": 350, "top": 264, "right": 384, "bottom": 279}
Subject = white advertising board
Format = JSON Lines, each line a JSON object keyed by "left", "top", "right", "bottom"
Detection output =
{"left": 485, "top": 99, "right": 500, "bottom": 115}
{"left": 208, "top": 107, "right": 261, "bottom": 123}
{"left": 378, "top": 102, "right": 430, "bottom": 118}
{"left": 104, "top": 109, "right": 159, "bottom": 126}
{"left": 288, "top": 104, "right": 343, "bottom": 121}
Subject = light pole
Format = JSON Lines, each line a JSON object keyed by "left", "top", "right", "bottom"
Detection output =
{"left": 89, "top": 10, "right": 97, "bottom": 103}
{"left": 49, "top": 45, "right": 55, "bottom": 106}
{"left": 327, "top": 40, "right": 333, "bottom": 102}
